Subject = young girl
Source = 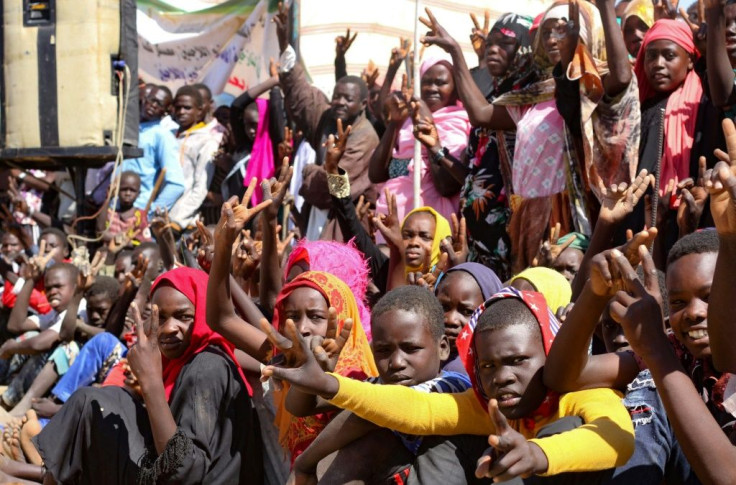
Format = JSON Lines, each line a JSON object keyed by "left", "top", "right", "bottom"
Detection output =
{"left": 32, "top": 267, "right": 262, "bottom": 484}
{"left": 434, "top": 262, "right": 503, "bottom": 372}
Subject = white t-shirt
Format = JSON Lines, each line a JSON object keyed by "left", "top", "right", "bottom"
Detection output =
{"left": 28, "top": 299, "right": 87, "bottom": 334}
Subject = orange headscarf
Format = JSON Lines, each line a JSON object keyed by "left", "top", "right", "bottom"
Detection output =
{"left": 271, "top": 271, "right": 377, "bottom": 461}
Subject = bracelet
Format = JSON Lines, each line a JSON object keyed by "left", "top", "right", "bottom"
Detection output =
{"left": 327, "top": 170, "right": 351, "bottom": 199}
{"left": 431, "top": 147, "right": 447, "bottom": 165}
{"left": 12, "top": 277, "right": 26, "bottom": 295}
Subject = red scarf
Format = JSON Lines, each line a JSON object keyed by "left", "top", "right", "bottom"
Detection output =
{"left": 457, "top": 287, "right": 560, "bottom": 431}
{"left": 634, "top": 19, "right": 702, "bottom": 202}
{"left": 151, "top": 267, "right": 250, "bottom": 401}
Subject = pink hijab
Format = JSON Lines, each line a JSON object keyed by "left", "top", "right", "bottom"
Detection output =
{"left": 376, "top": 55, "right": 470, "bottom": 231}
{"left": 242, "top": 99, "right": 275, "bottom": 204}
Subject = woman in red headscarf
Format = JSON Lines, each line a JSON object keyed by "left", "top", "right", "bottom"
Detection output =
{"left": 626, "top": 18, "right": 724, "bottom": 261}
{"left": 32, "top": 267, "right": 263, "bottom": 485}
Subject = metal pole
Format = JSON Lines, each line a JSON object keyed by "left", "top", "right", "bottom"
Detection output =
{"left": 412, "top": 0, "right": 422, "bottom": 209}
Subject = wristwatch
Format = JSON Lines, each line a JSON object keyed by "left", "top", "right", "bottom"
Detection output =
{"left": 431, "top": 147, "right": 447, "bottom": 165}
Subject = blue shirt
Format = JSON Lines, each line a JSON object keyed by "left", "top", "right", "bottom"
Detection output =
{"left": 122, "top": 120, "right": 185, "bottom": 214}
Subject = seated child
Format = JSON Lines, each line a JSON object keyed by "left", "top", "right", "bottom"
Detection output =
{"left": 98, "top": 171, "right": 151, "bottom": 248}
{"left": 0, "top": 262, "right": 83, "bottom": 410}
{"left": 293, "top": 285, "right": 473, "bottom": 483}
{"left": 435, "top": 262, "right": 502, "bottom": 372}
{"left": 7, "top": 277, "right": 120, "bottom": 419}
{"left": 263, "top": 287, "right": 635, "bottom": 483}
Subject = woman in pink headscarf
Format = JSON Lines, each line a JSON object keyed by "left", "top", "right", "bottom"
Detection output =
{"left": 369, "top": 55, "right": 470, "bottom": 234}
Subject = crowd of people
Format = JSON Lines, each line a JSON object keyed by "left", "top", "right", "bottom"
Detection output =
{"left": 0, "top": 0, "right": 736, "bottom": 483}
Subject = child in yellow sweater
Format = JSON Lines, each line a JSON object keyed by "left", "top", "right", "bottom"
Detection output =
{"left": 263, "top": 287, "right": 634, "bottom": 482}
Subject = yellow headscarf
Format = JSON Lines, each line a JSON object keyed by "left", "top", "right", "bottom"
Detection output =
{"left": 510, "top": 267, "right": 572, "bottom": 313}
{"left": 401, "top": 207, "right": 452, "bottom": 275}
{"left": 271, "top": 271, "right": 377, "bottom": 459}
{"left": 623, "top": 0, "right": 654, "bottom": 31}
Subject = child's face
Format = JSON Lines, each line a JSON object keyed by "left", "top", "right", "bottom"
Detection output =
{"left": 118, "top": 175, "right": 141, "bottom": 208}
{"left": 551, "top": 248, "right": 583, "bottom": 284}
{"left": 436, "top": 272, "right": 484, "bottom": 353}
{"left": 1, "top": 233, "right": 23, "bottom": 261}
{"left": 402, "top": 212, "right": 436, "bottom": 269}
{"left": 281, "top": 286, "right": 329, "bottom": 337}
{"left": 39, "top": 233, "right": 67, "bottom": 262}
{"left": 475, "top": 324, "right": 547, "bottom": 420}
{"left": 44, "top": 269, "right": 76, "bottom": 311}
{"left": 600, "top": 303, "right": 631, "bottom": 353}
{"left": 85, "top": 293, "right": 113, "bottom": 328}
{"left": 371, "top": 309, "right": 449, "bottom": 386}
{"left": 666, "top": 252, "right": 716, "bottom": 360}
{"left": 114, "top": 255, "right": 133, "bottom": 285}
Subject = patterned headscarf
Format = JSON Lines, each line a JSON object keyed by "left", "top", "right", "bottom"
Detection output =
{"left": 456, "top": 287, "right": 560, "bottom": 429}
{"left": 272, "top": 271, "right": 377, "bottom": 459}
{"left": 284, "top": 238, "right": 372, "bottom": 338}
{"left": 401, "top": 207, "right": 453, "bottom": 275}
{"left": 488, "top": 13, "right": 535, "bottom": 97}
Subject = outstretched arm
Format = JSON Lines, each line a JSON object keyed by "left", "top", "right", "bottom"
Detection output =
{"left": 420, "top": 9, "right": 514, "bottom": 130}
{"left": 599, "top": 0, "right": 633, "bottom": 97}
{"left": 706, "top": 1, "right": 736, "bottom": 107}
{"left": 206, "top": 185, "right": 273, "bottom": 362}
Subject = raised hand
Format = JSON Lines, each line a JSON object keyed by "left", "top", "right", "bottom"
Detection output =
{"left": 361, "top": 60, "right": 380, "bottom": 89}
{"left": 216, "top": 178, "right": 274, "bottom": 242}
{"left": 77, "top": 250, "right": 105, "bottom": 293}
{"left": 441, "top": 214, "right": 468, "bottom": 268}
{"left": 126, "top": 302, "right": 162, "bottom": 394}
{"left": 680, "top": 0, "right": 705, "bottom": 39}
{"left": 272, "top": 1, "right": 290, "bottom": 53}
{"left": 124, "top": 253, "right": 150, "bottom": 290}
{"left": 310, "top": 307, "right": 353, "bottom": 372}
{"left": 532, "top": 223, "right": 576, "bottom": 268}
{"left": 475, "top": 399, "right": 548, "bottom": 480}
{"left": 588, "top": 228, "right": 658, "bottom": 297}
{"left": 705, "top": 119, "right": 736, "bottom": 236}
{"left": 385, "top": 76, "right": 411, "bottom": 123}
{"left": 411, "top": 100, "right": 440, "bottom": 151}
{"left": 278, "top": 127, "right": 294, "bottom": 161}
{"left": 469, "top": 10, "right": 491, "bottom": 62}
{"left": 608, "top": 246, "right": 667, "bottom": 358}
{"left": 598, "top": 170, "right": 653, "bottom": 224}
{"left": 29, "top": 240, "right": 54, "bottom": 282}
{"left": 195, "top": 221, "right": 216, "bottom": 272}
{"left": 654, "top": 0, "right": 679, "bottom": 20}
{"left": 232, "top": 230, "right": 262, "bottom": 281}
{"left": 373, "top": 188, "right": 403, "bottom": 249}
{"left": 324, "top": 119, "right": 352, "bottom": 174}
{"left": 260, "top": 319, "right": 339, "bottom": 398}
{"left": 263, "top": 157, "right": 293, "bottom": 222}
{"left": 419, "top": 8, "right": 459, "bottom": 53}
{"left": 407, "top": 253, "right": 447, "bottom": 288}
{"left": 335, "top": 28, "right": 357, "bottom": 57}
{"left": 149, "top": 207, "right": 173, "bottom": 241}
{"left": 677, "top": 157, "right": 708, "bottom": 237}
{"left": 389, "top": 37, "right": 412, "bottom": 70}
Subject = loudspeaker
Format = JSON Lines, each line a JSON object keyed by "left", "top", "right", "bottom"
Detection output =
{"left": 0, "top": 0, "right": 141, "bottom": 167}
